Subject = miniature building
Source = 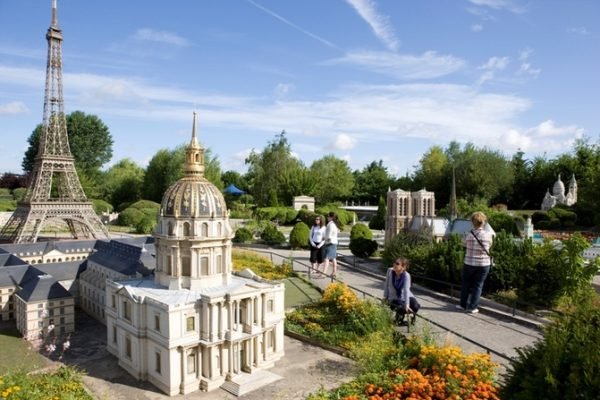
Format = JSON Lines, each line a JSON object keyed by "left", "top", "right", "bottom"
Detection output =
{"left": 385, "top": 188, "right": 435, "bottom": 243}
{"left": 541, "top": 174, "right": 577, "bottom": 211}
{"left": 293, "top": 195, "right": 315, "bottom": 211}
{"left": 105, "top": 114, "right": 285, "bottom": 396}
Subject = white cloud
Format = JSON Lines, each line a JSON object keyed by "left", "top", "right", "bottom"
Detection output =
{"left": 517, "top": 49, "right": 541, "bottom": 78}
{"left": 471, "top": 24, "right": 483, "bottom": 32}
{"left": 274, "top": 83, "right": 295, "bottom": 98}
{"left": 567, "top": 27, "right": 590, "bottom": 36}
{"left": 479, "top": 56, "right": 509, "bottom": 70}
{"left": 345, "top": 0, "right": 399, "bottom": 51}
{"left": 246, "top": 0, "right": 337, "bottom": 49}
{"left": 468, "top": 0, "right": 525, "bottom": 14}
{"left": 331, "top": 133, "right": 357, "bottom": 151}
{"left": 325, "top": 50, "right": 465, "bottom": 79}
{"left": 132, "top": 28, "right": 190, "bottom": 47}
{"left": 500, "top": 121, "right": 584, "bottom": 153}
{"left": 0, "top": 101, "right": 29, "bottom": 115}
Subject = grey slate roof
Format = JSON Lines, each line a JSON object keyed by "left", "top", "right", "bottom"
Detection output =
{"left": 0, "top": 248, "right": 27, "bottom": 267}
{"left": 0, "top": 265, "right": 45, "bottom": 288}
{"left": 0, "top": 239, "right": 99, "bottom": 258}
{"left": 32, "top": 260, "right": 87, "bottom": 282}
{"left": 16, "top": 274, "right": 72, "bottom": 302}
{"left": 88, "top": 239, "right": 155, "bottom": 277}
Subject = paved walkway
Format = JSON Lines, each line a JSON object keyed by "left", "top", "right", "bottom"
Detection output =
{"left": 247, "top": 246, "right": 543, "bottom": 371}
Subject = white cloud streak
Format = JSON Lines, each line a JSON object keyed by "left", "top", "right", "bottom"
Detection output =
{"left": 132, "top": 28, "right": 190, "bottom": 47}
{"left": 468, "top": 0, "right": 525, "bottom": 14}
{"left": 325, "top": 50, "right": 465, "bottom": 80}
{"left": 345, "top": 0, "right": 399, "bottom": 51}
{"left": 567, "top": 27, "right": 590, "bottom": 36}
{"left": 0, "top": 101, "right": 29, "bottom": 115}
{"left": 246, "top": 0, "right": 338, "bottom": 49}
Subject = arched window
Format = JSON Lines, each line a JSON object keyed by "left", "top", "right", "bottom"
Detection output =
{"left": 216, "top": 255, "right": 223, "bottom": 273}
{"left": 217, "top": 222, "right": 222, "bottom": 236}
{"left": 201, "top": 257, "right": 209, "bottom": 275}
{"left": 202, "top": 223, "right": 208, "bottom": 237}
{"left": 183, "top": 222, "right": 191, "bottom": 237}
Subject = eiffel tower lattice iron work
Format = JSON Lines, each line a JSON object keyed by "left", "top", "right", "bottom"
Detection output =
{"left": 0, "top": 0, "right": 109, "bottom": 243}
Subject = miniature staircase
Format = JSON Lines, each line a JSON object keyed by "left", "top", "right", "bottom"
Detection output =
{"left": 221, "top": 370, "right": 282, "bottom": 397}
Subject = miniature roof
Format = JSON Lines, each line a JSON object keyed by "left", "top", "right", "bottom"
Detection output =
{"left": 16, "top": 274, "right": 72, "bottom": 302}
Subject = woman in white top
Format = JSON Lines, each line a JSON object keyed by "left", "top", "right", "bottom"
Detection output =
{"left": 322, "top": 212, "right": 339, "bottom": 278}
{"left": 309, "top": 216, "right": 325, "bottom": 276}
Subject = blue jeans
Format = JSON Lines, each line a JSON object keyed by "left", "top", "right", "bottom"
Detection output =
{"left": 460, "top": 264, "right": 490, "bottom": 310}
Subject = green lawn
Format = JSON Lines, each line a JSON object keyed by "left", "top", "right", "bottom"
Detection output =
{"left": 284, "top": 276, "right": 322, "bottom": 309}
{"left": 0, "top": 325, "right": 48, "bottom": 374}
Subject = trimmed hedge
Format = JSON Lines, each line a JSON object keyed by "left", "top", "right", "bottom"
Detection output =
{"left": 233, "top": 227, "right": 253, "bottom": 243}
{"left": 260, "top": 223, "right": 286, "bottom": 246}
{"left": 349, "top": 223, "right": 377, "bottom": 258}
{"left": 289, "top": 222, "right": 310, "bottom": 249}
{"left": 255, "top": 207, "right": 298, "bottom": 225}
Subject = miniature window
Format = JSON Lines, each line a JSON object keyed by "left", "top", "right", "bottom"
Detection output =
{"left": 155, "top": 352, "right": 162, "bottom": 374}
{"left": 125, "top": 337, "right": 132, "bottom": 358}
{"left": 186, "top": 316, "right": 195, "bottom": 332}
{"left": 187, "top": 353, "right": 196, "bottom": 374}
{"left": 154, "top": 314, "right": 160, "bottom": 332}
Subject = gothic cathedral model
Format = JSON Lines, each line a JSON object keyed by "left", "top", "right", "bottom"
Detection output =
{"left": 105, "top": 113, "right": 285, "bottom": 396}
{"left": 0, "top": 0, "right": 109, "bottom": 243}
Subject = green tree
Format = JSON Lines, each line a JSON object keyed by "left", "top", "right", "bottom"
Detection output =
{"left": 22, "top": 111, "right": 113, "bottom": 175}
{"left": 413, "top": 145, "right": 448, "bottom": 198}
{"left": 245, "top": 131, "right": 308, "bottom": 207}
{"left": 369, "top": 196, "right": 386, "bottom": 230}
{"left": 101, "top": 158, "right": 145, "bottom": 208}
{"left": 309, "top": 155, "right": 354, "bottom": 204}
{"left": 352, "top": 160, "right": 393, "bottom": 204}
{"left": 142, "top": 146, "right": 222, "bottom": 203}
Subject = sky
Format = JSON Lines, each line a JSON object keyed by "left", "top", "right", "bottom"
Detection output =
{"left": 0, "top": 0, "right": 598, "bottom": 178}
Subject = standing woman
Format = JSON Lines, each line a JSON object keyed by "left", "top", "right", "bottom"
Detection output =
{"left": 322, "top": 212, "right": 339, "bottom": 278}
{"left": 309, "top": 215, "right": 325, "bottom": 276}
{"left": 383, "top": 257, "right": 420, "bottom": 325}
{"left": 459, "top": 211, "right": 494, "bottom": 313}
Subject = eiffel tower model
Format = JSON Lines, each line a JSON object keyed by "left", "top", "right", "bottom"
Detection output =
{"left": 0, "top": 0, "right": 109, "bottom": 243}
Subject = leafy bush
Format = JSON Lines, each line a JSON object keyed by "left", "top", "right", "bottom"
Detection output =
{"left": 117, "top": 207, "right": 145, "bottom": 227}
{"left": 297, "top": 209, "right": 324, "bottom": 227}
{"left": 316, "top": 204, "right": 355, "bottom": 226}
{"left": 547, "top": 207, "right": 577, "bottom": 228}
{"left": 368, "top": 196, "right": 386, "bottom": 230}
{"left": 502, "top": 294, "right": 600, "bottom": 400}
{"left": 349, "top": 224, "right": 378, "bottom": 258}
{"left": 260, "top": 223, "right": 286, "bottom": 246}
{"left": 531, "top": 210, "right": 548, "bottom": 225}
{"left": 255, "top": 207, "right": 298, "bottom": 225}
{"left": 0, "top": 200, "right": 16, "bottom": 212}
{"left": 135, "top": 215, "right": 157, "bottom": 234}
{"left": 488, "top": 212, "right": 519, "bottom": 235}
{"left": 91, "top": 198, "right": 113, "bottom": 215}
{"left": 289, "top": 222, "right": 310, "bottom": 249}
{"left": 233, "top": 227, "right": 253, "bottom": 243}
{"left": 129, "top": 199, "right": 160, "bottom": 211}
{"left": 12, "top": 188, "right": 27, "bottom": 202}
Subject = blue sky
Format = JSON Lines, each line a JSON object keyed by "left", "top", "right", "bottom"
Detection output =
{"left": 0, "top": 0, "right": 598, "bottom": 177}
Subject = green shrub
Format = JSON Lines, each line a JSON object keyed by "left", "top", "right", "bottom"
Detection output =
{"left": 350, "top": 223, "right": 373, "bottom": 240}
{"left": 316, "top": 204, "right": 355, "bottom": 226}
{"left": 488, "top": 212, "right": 519, "bottom": 235}
{"left": 297, "top": 209, "right": 324, "bottom": 227}
{"left": 135, "top": 215, "right": 157, "bottom": 234}
{"left": 289, "top": 222, "right": 310, "bottom": 249}
{"left": 369, "top": 197, "right": 386, "bottom": 230}
{"left": 548, "top": 207, "right": 577, "bottom": 228}
{"left": 233, "top": 227, "right": 253, "bottom": 243}
{"left": 91, "top": 199, "right": 113, "bottom": 215}
{"left": 0, "top": 365, "right": 93, "bottom": 400}
{"left": 255, "top": 206, "right": 298, "bottom": 224}
{"left": 129, "top": 199, "right": 160, "bottom": 210}
{"left": 117, "top": 207, "right": 145, "bottom": 227}
{"left": 532, "top": 210, "right": 548, "bottom": 225}
{"left": 349, "top": 224, "right": 377, "bottom": 258}
{"left": 501, "top": 294, "right": 600, "bottom": 400}
{"left": 260, "top": 223, "right": 286, "bottom": 246}
{"left": 0, "top": 188, "right": 10, "bottom": 196}
{"left": 12, "top": 188, "right": 27, "bottom": 202}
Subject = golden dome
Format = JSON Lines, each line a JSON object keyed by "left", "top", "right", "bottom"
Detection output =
{"left": 160, "top": 112, "right": 227, "bottom": 219}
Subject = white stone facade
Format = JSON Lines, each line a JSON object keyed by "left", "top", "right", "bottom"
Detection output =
{"left": 541, "top": 174, "right": 577, "bottom": 211}
{"left": 385, "top": 188, "right": 436, "bottom": 243}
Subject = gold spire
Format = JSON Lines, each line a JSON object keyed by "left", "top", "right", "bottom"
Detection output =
{"left": 184, "top": 112, "right": 205, "bottom": 177}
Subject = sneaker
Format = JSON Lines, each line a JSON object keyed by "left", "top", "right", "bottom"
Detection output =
{"left": 467, "top": 308, "right": 479, "bottom": 314}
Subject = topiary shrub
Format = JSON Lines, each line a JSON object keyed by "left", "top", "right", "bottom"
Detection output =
{"left": 91, "top": 199, "right": 113, "bottom": 215}
{"left": 488, "top": 212, "right": 519, "bottom": 236}
{"left": 369, "top": 196, "right": 386, "bottom": 230}
{"left": 349, "top": 223, "right": 377, "bottom": 258}
{"left": 548, "top": 207, "right": 577, "bottom": 228}
{"left": 289, "top": 222, "right": 310, "bottom": 249}
{"left": 118, "top": 207, "right": 144, "bottom": 227}
{"left": 233, "top": 227, "right": 253, "bottom": 243}
{"left": 260, "top": 223, "right": 286, "bottom": 246}
{"left": 532, "top": 210, "right": 549, "bottom": 225}
{"left": 135, "top": 215, "right": 157, "bottom": 234}
{"left": 255, "top": 206, "right": 298, "bottom": 225}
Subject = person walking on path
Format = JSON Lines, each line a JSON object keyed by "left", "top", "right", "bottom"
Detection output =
{"left": 384, "top": 256, "right": 420, "bottom": 325}
{"left": 458, "top": 211, "right": 494, "bottom": 314}
{"left": 309, "top": 215, "right": 326, "bottom": 277}
{"left": 322, "top": 212, "right": 339, "bottom": 278}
